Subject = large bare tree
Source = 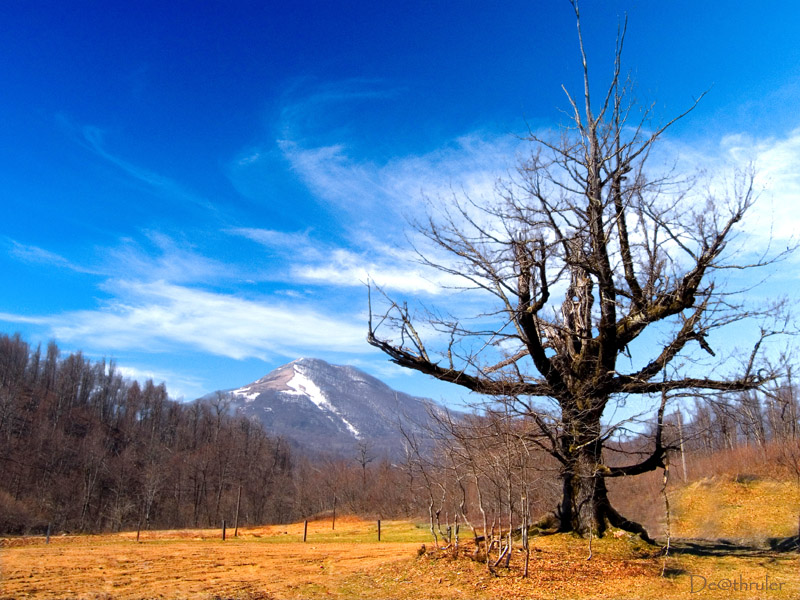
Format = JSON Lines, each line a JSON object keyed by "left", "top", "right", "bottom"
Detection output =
{"left": 368, "top": 3, "right": 789, "bottom": 539}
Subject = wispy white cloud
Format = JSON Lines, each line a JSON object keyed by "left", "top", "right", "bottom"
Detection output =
{"left": 271, "top": 80, "right": 518, "bottom": 224}
{"left": 655, "top": 127, "right": 800, "bottom": 246}
{"left": 82, "top": 125, "right": 204, "bottom": 205}
{"left": 57, "top": 116, "right": 215, "bottom": 211}
{"left": 234, "top": 86, "right": 525, "bottom": 296}
{"left": 250, "top": 87, "right": 800, "bottom": 330}
{"left": 276, "top": 78, "right": 397, "bottom": 142}
{"left": 275, "top": 80, "right": 800, "bottom": 259}
{"left": 719, "top": 128, "right": 800, "bottom": 244}
{"left": 6, "top": 232, "right": 236, "bottom": 284}
{"left": 236, "top": 150, "right": 262, "bottom": 166}
{"left": 228, "top": 226, "right": 459, "bottom": 294}
{"left": 228, "top": 227, "right": 319, "bottom": 259}
{"left": 0, "top": 312, "right": 50, "bottom": 325}
{"left": 277, "top": 134, "right": 517, "bottom": 223}
{"left": 5, "top": 280, "right": 367, "bottom": 361}
{"left": 106, "top": 232, "right": 235, "bottom": 283}
{"left": 5, "top": 238, "right": 103, "bottom": 275}
{"left": 292, "top": 248, "right": 449, "bottom": 294}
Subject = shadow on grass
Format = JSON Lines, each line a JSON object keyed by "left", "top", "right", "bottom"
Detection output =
{"left": 669, "top": 536, "right": 799, "bottom": 557}
{"left": 768, "top": 536, "right": 800, "bottom": 552}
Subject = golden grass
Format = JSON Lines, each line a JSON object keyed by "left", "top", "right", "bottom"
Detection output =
{"left": 390, "top": 536, "right": 800, "bottom": 600}
{"left": 1, "top": 518, "right": 428, "bottom": 600}
{"left": 672, "top": 476, "right": 800, "bottom": 540}
{"left": 2, "top": 514, "right": 799, "bottom": 600}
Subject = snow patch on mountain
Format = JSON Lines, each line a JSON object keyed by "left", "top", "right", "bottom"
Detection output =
{"left": 285, "top": 367, "right": 329, "bottom": 409}
{"left": 231, "top": 386, "right": 259, "bottom": 402}
{"left": 285, "top": 363, "right": 361, "bottom": 438}
{"left": 340, "top": 418, "right": 360, "bottom": 438}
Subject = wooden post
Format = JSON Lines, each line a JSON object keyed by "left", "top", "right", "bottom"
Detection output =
{"left": 234, "top": 485, "right": 242, "bottom": 538}
{"left": 377, "top": 519, "right": 381, "bottom": 541}
{"left": 46, "top": 523, "right": 51, "bottom": 544}
{"left": 222, "top": 520, "right": 226, "bottom": 541}
{"left": 303, "top": 520, "right": 308, "bottom": 542}
{"left": 332, "top": 496, "right": 336, "bottom": 530}
{"left": 136, "top": 519, "right": 142, "bottom": 543}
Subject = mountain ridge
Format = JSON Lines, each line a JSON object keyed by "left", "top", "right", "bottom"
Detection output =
{"left": 211, "top": 357, "right": 443, "bottom": 456}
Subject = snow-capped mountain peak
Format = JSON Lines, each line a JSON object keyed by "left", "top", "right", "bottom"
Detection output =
{"left": 221, "top": 358, "right": 439, "bottom": 455}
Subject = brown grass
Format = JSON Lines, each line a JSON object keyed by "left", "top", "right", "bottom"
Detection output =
{"left": 1, "top": 519, "right": 425, "bottom": 600}
{"left": 672, "top": 477, "right": 800, "bottom": 540}
{"left": 2, "top": 515, "right": 799, "bottom": 600}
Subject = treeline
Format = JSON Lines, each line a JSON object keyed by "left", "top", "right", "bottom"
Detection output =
{"left": 682, "top": 384, "right": 799, "bottom": 453}
{"left": 607, "top": 384, "right": 800, "bottom": 537}
{"left": 0, "top": 333, "right": 417, "bottom": 535}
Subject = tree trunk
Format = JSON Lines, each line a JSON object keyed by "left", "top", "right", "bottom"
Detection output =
{"left": 557, "top": 409, "right": 654, "bottom": 543}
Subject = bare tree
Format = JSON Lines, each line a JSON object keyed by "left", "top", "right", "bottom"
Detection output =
{"left": 355, "top": 441, "right": 376, "bottom": 487}
{"left": 368, "top": 3, "right": 790, "bottom": 539}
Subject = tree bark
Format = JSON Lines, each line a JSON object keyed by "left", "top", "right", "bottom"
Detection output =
{"left": 557, "top": 408, "right": 655, "bottom": 542}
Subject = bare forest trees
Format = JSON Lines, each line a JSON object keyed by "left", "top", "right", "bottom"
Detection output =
{"left": 678, "top": 365, "right": 799, "bottom": 458}
{"left": 0, "top": 333, "right": 295, "bottom": 534}
{"left": 368, "top": 3, "right": 791, "bottom": 539}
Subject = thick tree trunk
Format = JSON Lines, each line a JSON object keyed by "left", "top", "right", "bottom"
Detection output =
{"left": 557, "top": 410, "right": 655, "bottom": 543}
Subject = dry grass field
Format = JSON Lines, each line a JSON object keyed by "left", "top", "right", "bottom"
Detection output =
{"left": 1, "top": 518, "right": 430, "bottom": 600}
{"left": 672, "top": 477, "right": 800, "bottom": 541}
{"left": 2, "top": 479, "right": 800, "bottom": 600}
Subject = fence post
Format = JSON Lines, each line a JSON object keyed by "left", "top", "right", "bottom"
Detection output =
{"left": 303, "top": 520, "right": 308, "bottom": 542}
{"left": 222, "top": 520, "right": 226, "bottom": 541}
{"left": 377, "top": 520, "right": 381, "bottom": 541}
{"left": 46, "top": 523, "right": 51, "bottom": 544}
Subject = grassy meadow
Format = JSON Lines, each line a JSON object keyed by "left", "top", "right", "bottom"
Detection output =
{"left": 2, "top": 479, "right": 799, "bottom": 600}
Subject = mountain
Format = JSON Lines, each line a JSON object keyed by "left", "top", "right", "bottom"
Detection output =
{"left": 221, "top": 358, "right": 443, "bottom": 457}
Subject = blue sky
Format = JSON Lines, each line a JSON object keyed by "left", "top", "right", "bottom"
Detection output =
{"left": 2, "top": 1, "right": 800, "bottom": 406}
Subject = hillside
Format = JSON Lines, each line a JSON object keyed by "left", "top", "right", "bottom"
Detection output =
{"left": 671, "top": 476, "right": 800, "bottom": 543}
{"left": 607, "top": 442, "right": 800, "bottom": 547}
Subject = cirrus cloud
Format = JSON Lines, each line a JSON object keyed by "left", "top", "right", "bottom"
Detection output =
{"left": 0, "top": 279, "right": 368, "bottom": 361}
